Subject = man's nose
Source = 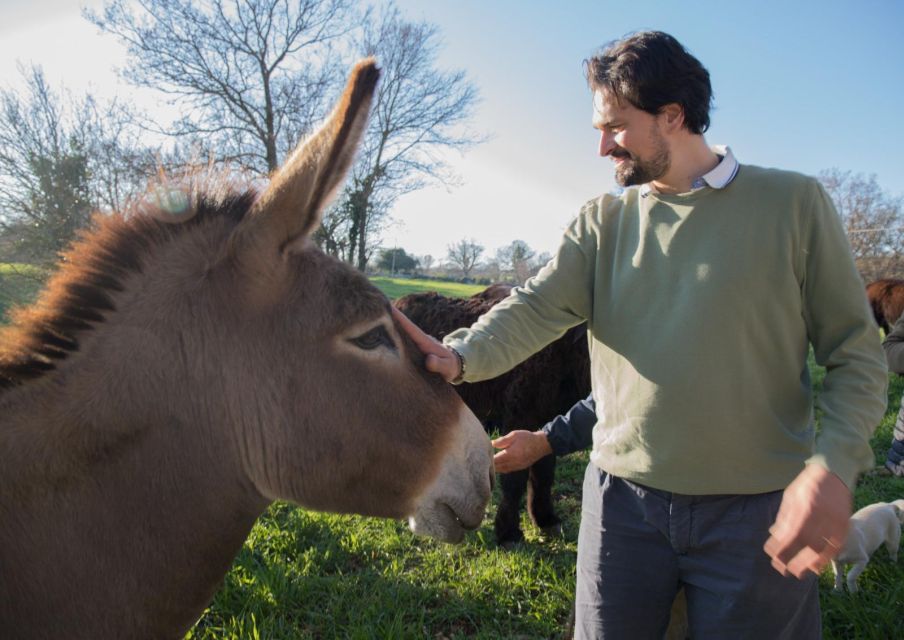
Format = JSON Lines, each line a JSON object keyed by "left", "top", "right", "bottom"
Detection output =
{"left": 598, "top": 130, "right": 616, "bottom": 157}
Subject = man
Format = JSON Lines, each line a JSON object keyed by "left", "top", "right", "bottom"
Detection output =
{"left": 881, "top": 312, "right": 904, "bottom": 476}
{"left": 394, "top": 31, "right": 887, "bottom": 638}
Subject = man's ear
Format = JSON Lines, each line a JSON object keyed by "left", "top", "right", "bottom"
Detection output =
{"left": 659, "top": 103, "right": 685, "bottom": 132}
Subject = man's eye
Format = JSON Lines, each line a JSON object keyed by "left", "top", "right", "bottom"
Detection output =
{"left": 350, "top": 326, "right": 394, "bottom": 351}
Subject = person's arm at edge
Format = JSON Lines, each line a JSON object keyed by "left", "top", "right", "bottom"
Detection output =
{"left": 493, "top": 395, "right": 596, "bottom": 473}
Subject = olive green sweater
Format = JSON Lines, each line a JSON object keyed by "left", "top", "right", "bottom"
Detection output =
{"left": 445, "top": 165, "right": 887, "bottom": 493}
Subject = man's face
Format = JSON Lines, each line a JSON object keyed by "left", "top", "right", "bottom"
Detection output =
{"left": 591, "top": 89, "right": 670, "bottom": 187}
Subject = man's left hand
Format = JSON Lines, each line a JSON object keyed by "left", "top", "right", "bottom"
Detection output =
{"left": 763, "top": 463, "right": 851, "bottom": 579}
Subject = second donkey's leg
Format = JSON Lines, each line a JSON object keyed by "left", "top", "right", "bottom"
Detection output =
{"left": 528, "top": 452, "right": 561, "bottom": 535}
{"left": 495, "top": 468, "right": 528, "bottom": 546}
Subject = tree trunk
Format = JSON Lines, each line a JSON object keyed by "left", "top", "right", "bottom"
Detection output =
{"left": 347, "top": 178, "right": 376, "bottom": 272}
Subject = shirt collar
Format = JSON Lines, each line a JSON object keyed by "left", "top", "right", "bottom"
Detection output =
{"left": 639, "top": 145, "right": 739, "bottom": 197}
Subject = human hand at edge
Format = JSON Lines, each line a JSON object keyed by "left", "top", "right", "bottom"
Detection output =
{"left": 492, "top": 430, "right": 553, "bottom": 474}
{"left": 763, "top": 463, "right": 852, "bottom": 579}
{"left": 391, "top": 306, "right": 461, "bottom": 382}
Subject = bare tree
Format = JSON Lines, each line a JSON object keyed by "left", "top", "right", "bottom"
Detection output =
{"left": 481, "top": 259, "right": 501, "bottom": 283}
{"left": 322, "top": 3, "right": 481, "bottom": 270}
{"left": 496, "top": 239, "right": 536, "bottom": 284}
{"left": 80, "top": 97, "right": 160, "bottom": 214}
{"left": 0, "top": 66, "right": 153, "bottom": 268}
{"left": 447, "top": 238, "right": 483, "bottom": 279}
{"left": 86, "top": 0, "right": 356, "bottom": 174}
{"left": 819, "top": 169, "right": 904, "bottom": 281}
{"left": 419, "top": 254, "right": 434, "bottom": 274}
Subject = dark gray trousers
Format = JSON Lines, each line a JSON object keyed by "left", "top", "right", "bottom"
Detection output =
{"left": 575, "top": 463, "right": 821, "bottom": 640}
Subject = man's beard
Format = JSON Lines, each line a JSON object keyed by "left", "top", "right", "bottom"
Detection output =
{"left": 612, "top": 127, "right": 670, "bottom": 187}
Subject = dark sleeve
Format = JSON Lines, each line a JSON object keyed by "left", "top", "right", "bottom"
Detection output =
{"left": 883, "top": 311, "right": 904, "bottom": 374}
{"left": 540, "top": 394, "right": 596, "bottom": 456}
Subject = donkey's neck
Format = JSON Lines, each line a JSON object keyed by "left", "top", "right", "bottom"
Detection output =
{"left": 0, "top": 386, "right": 269, "bottom": 639}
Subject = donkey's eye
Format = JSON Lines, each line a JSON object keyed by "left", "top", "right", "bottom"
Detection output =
{"left": 350, "top": 326, "right": 395, "bottom": 351}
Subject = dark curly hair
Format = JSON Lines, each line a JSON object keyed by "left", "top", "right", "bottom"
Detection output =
{"left": 584, "top": 31, "right": 713, "bottom": 134}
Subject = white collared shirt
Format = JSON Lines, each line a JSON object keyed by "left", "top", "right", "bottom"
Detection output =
{"left": 640, "top": 145, "right": 739, "bottom": 197}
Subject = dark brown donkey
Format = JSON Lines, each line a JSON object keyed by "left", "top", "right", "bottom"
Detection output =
{"left": 394, "top": 285, "right": 591, "bottom": 546}
{"left": 0, "top": 60, "right": 493, "bottom": 640}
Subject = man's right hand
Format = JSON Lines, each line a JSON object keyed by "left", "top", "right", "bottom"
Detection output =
{"left": 391, "top": 307, "right": 461, "bottom": 382}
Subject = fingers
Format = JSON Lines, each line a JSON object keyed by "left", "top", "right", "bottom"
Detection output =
{"left": 763, "top": 523, "right": 796, "bottom": 577}
{"left": 764, "top": 512, "right": 831, "bottom": 576}
{"left": 766, "top": 534, "right": 837, "bottom": 579}
{"left": 779, "top": 546, "right": 824, "bottom": 579}
{"left": 491, "top": 431, "right": 552, "bottom": 474}
{"left": 391, "top": 307, "right": 460, "bottom": 381}
{"left": 492, "top": 432, "right": 518, "bottom": 473}
{"left": 765, "top": 524, "right": 843, "bottom": 578}
{"left": 492, "top": 432, "right": 529, "bottom": 473}
{"left": 391, "top": 307, "right": 443, "bottom": 353}
{"left": 493, "top": 449, "right": 515, "bottom": 473}
{"left": 763, "top": 464, "right": 852, "bottom": 580}
{"left": 491, "top": 432, "right": 515, "bottom": 448}
{"left": 493, "top": 442, "right": 530, "bottom": 474}
{"left": 425, "top": 353, "right": 458, "bottom": 380}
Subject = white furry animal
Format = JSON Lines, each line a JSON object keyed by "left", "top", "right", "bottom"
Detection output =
{"left": 831, "top": 499, "right": 904, "bottom": 593}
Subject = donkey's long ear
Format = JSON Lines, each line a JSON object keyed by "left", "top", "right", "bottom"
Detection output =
{"left": 234, "top": 59, "right": 379, "bottom": 256}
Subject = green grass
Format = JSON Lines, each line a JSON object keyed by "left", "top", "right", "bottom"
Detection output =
{"left": 819, "top": 372, "right": 904, "bottom": 640}
{"left": 0, "top": 269, "right": 480, "bottom": 324}
{"left": 0, "top": 262, "right": 486, "bottom": 324}
{"left": 370, "top": 276, "right": 485, "bottom": 300}
{"left": 188, "top": 453, "right": 587, "bottom": 640}
{"left": 187, "top": 494, "right": 583, "bottom": 639}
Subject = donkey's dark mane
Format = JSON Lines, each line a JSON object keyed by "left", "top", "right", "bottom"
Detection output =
{"left": 0, "top": 188, "right": 257, "bottom": 392}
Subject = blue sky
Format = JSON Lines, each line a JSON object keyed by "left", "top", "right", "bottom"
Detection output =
{"left": 2, "top": 0, "right": 902, "bottom": 260}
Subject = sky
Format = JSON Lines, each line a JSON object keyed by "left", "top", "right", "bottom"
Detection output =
{"left": 1, "top": 0, "right": 903, "bottom": 262}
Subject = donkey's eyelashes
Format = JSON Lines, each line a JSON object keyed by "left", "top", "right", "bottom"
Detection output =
{"left": 350, "top": 325, "right": 396, "bottom": 352}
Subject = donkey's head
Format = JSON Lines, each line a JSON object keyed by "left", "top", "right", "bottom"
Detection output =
{"left": 204, "top": 59, "right": 491, "bottom": 542}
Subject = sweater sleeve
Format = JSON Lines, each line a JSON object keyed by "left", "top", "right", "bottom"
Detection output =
{"left": 443, "top": 204, "right": 597, "bottom": 382}
{"left": 541, "top": 394, "right": 597, "bottom": 456}
{"left": 801, "top": 180, "right": 888, "bottom": 489}
{"left": 883, "top": 311, "right": 904, "bottom": 374}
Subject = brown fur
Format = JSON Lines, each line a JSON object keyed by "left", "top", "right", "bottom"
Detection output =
{"left": 394, "top": 284, "right": 591, "bottom": 545}
{"left": 0, "top": 59, "right": 492, "bottom": 639}
{"left": 0, "top": 191, "right": 252, "bottom": 390}
{"left": 866, "top": 278, "right": 904, "bottom": 333}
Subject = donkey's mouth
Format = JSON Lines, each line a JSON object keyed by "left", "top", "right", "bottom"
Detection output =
{"left": 408, "top": 500, "right": 483, "bottom": 544}
{"left": 406, "top": 405, "right": 492, "bottom": 544}
{"left": 446, "top": 501, "right": 483, "bottom": 532}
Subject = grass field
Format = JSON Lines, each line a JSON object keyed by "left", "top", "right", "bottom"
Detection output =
{"left": 0, "top": 270, "right": 481, "bottom": 322}
{"left": 2, "top": 271, "right": 902, "bottom": 638}
{"left": 370, "top": 276, "right": 486, "bottom": 300}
